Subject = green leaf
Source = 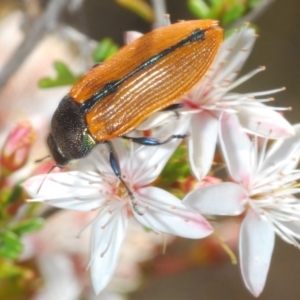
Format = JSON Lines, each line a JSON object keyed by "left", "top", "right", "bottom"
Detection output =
{"left": 38, "top": 61, "right": 79, "bottom": 88}
{"left": 54, "top": 61, "right": 75, "bottom": 77}
{"left": 0, "top": 260, "right": 24, "bottom": 279}
{"left": 208, "top": 0, "right": 223, "bottom": 7}
{"left": 0, "top": 187, "right": 10, "bottom": 205}
{"left": 187, "top": 0, "right": 211, "bottom": 19}
{"left": 0, "top": 247, "right": 20, "bottom": 260}
{"left": 143, "top": 226, "right": 153, "bottom": 232}
{"left": 6, "top": 182, "right": 22, "bottom": 204}
{"left": 93, "top": 38, "right": 119, "bottom": 63}
{"left": 115, "top": 0, "right": 154, "bottom": 22}
{"left": 248, "top": 0, "right": 260, "bottom": 9}
{"left": 224, "top": 28, "right": 238, "bottom": 39}
{"left": 9, "top": 218, "right": 44, "bottom": 236}
{"left": 0, "top": 231, "right": 23, "bottom": 259}
{"left": 159, "top": 144, "right": 190, "bottom": 186}
{"left": 222, "top": 4, "right": 245, "bottom": 25}
{"left": 106, "top": 44, "right": 119, "bottom": 60}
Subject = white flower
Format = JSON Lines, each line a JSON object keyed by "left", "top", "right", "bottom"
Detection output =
{"left": 181, "top": 25, "right": 294, "bottom": 180}
{"left": 183, "top": 113, "right": 300, "bottom": 296}
{"left": 23, "top": 119, "right": 213, "bottom": 295}
{"left": 125, "top": 25, "right": 294, "bottom": 181}
{"left": 21, "top": 210, "right": 167, "bottom": 299}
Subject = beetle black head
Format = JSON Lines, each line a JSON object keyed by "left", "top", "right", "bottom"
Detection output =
{"left": 47, "top": 95, "right": 96, "bottom": 167}
{"left": 47, "top": 133, "right": 69, "bottom": 167}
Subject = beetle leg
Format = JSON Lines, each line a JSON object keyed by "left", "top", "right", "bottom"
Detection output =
{"left": 105, "top": 140, "right": 144, "bottom": 215}
{"left": 161, "top": 103, "right": 184, "bottom": 111}
{"left": 161, "top": 103, "right": 184, "bottom": 118}
{"left": 122, "top": 134, "right": 189, "bottom": 146}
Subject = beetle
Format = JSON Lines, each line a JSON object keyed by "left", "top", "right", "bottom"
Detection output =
{"left": 46, "top": 19, "right": 223, "bottom": 214}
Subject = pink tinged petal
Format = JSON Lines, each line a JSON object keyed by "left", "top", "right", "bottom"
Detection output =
{"left": 134, "top": 187, "right": 213, "bottom": 239}
{"left": 188, "top": 111, "right": 218, "bottom": 181}
{"left": 23, "top": 172, "right": 108, "bottom": 211}
{"left": 262, "top": 124, "right": 300, "bottom": 173}
{"left": 124, "top": 31, "right": 143, "bottom": 44}
{"left": 183, "top": 182, "right": 247, "bottom": 216}
{"left": 219, "top": 113, "right": 253, "bottom": 186}
{"left": 240, "top": 210, "right": 275, "bottom": 297}
{"left": 211, "top": 27, "right": 256, "bottom": 84}
{"left": 237, "top": 102, "right": 294, "bottom": 138}
{"left": 131, "top": 116, "right": 191, "bottom": 186}
{"left": 35, "top": 254, "right": 82, "bottom": 300}
{"left": 90, "top": 206, "right": 128, "bottom": 294}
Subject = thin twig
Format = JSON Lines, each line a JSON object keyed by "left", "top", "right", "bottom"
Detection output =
{"left": 228, "top": 0, "right": 276, "bottom": 29}
{"left": 151, "top": 0, "right": 168, "bottom": 28}
{"left": 0, "top": 0, "right": 71, "bottom": 92}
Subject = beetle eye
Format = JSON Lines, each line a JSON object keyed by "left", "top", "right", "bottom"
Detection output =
{"left": 47, "top": 134, "right": 69, "bottom": 167}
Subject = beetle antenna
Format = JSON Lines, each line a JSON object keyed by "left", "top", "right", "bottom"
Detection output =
{"left": 35, "top": 154, "right": 51, "bottom": 163}
{"left": 36, "top": 165, "right": 58, "bottom": 194}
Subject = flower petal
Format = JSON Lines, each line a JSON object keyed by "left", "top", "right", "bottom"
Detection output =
{"left": 188, "top": 111, "right": 218, "bottom": 180}
{"left": 35, "top": 254, "right": 82, "bottom": 300}
{"left": 262, "top": 124, "right": 300, "bottom": 173}
{"left": 219, "top": 113, "right": 253, "bottom": 186}
{"left": 240, "top": 209, "right": 275, "bottom": 297}
{"left": 90, "top": 206, "right": 127, "bottom": 294}
{"left": 124, "top": 31, "right": 143, "bottom": 44}
{"left": 134, "top": 187, "right": 213, "bottom": 239}
{"left": 136, "top": 111, "right": 179, "bottom": 130}
{"left": 210, "top": 27, "right": 256, "bottom": 85}
{"left": 237, "top": 102, "right": 294, "bottom": 138}
{"left": 23, "top": 172, "right": 108, "bottom": 211}
{"left": 130, "top": 116, "right": 191, "bottom": 186}
{"left": 183, "top": 182, "right": 247, "bottom": 215}
{"left": 85, "top": 139, "right": 127, "bottom": 175}
{"left": 276, "top": 221, "right": 300, "bottom": 246}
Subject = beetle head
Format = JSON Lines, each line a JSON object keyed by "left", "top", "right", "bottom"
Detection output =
{"left": 48, "top": 95, "right": 96, "bottom": 167}
{"left": 47, "top": 133, "right": 69, "bottom": 167}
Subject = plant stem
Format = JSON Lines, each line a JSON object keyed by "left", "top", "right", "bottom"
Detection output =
{"left": 0, "top": 0, "right": 70, "bottom": 92}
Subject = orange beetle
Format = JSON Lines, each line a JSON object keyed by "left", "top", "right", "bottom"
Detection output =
{"left": 47, "top": 20, "right": 223, "bottom": 211}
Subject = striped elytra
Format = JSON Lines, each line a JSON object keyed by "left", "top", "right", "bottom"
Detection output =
{"left": 70, "top": 19, "right": 223, "bottom": 141}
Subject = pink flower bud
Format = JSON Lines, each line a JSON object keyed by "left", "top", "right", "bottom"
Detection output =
{"left": 1, "top": 121, "right": 36, "bottom": 176}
